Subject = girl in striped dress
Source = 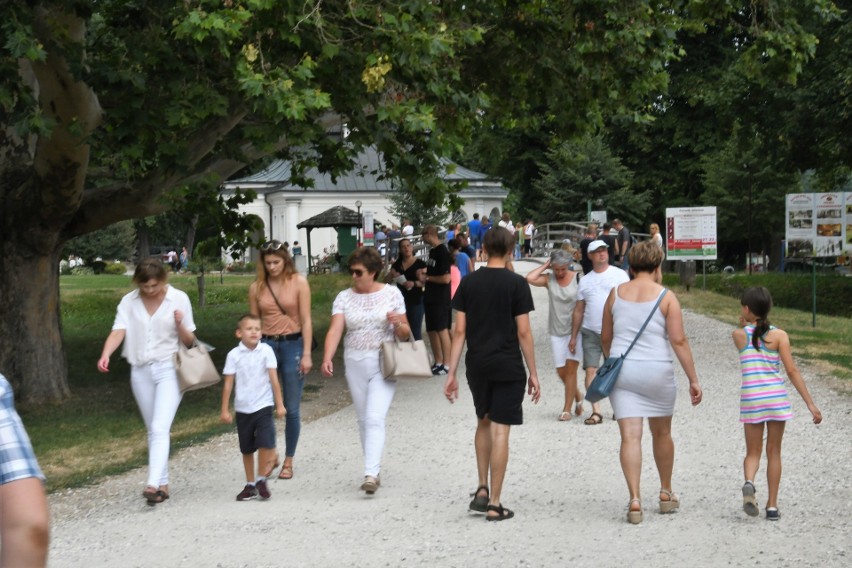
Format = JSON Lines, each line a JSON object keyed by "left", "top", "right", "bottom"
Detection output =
{"left": 732, "top": 287, "right": 822, "bottom": 520}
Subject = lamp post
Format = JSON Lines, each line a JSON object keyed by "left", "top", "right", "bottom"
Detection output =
{"left": 355, "top": 200, "right": 362, "bottom": 247}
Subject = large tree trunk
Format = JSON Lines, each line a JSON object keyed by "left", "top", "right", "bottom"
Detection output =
{"left": 0, "top": 246, "right": 70, "bottom": 402}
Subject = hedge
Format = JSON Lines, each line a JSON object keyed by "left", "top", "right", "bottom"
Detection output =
{"left": 663, "top": 272, "right": 852, "bottom": 318}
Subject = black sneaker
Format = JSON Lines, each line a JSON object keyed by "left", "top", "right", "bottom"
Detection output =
{"left": 256, "top": 479, "right": 271, "bottom": 500}
{"left": 765, "top": 507, "right": 781, "bottom": 521}
{"left": 236, "top": 484, "right": 257, "bottom": 501}
{"left": 434, "top": 365, "right": 448, "bottom": 376}
{"left": 431, "top": 364, "right": 442, "bottom": 375}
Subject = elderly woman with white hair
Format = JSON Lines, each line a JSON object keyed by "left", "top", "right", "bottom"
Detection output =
{"left": 526, "top": 249, "right": 584, "bottom": 421}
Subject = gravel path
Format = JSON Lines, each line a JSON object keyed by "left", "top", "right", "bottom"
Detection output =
{"left": 48, "top": 263, "right": 851, "bottom": 567}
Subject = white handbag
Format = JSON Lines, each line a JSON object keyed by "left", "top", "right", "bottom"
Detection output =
{"left": 381, "top": 336, "right": 434, "bottom": 381}
{"left": 173, "top": 340, "right": 221, "bottom": 393}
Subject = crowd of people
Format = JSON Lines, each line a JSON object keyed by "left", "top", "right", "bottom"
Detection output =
{"left": 85, "top": 217, "right": 817, "bottom": 523}
{"left": 0, "top": 211, "right": 825, "bottom": 565}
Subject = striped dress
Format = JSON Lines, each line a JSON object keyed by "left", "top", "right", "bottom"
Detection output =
{"left": 739, "top": 325, "right": 793, "bottom": 423}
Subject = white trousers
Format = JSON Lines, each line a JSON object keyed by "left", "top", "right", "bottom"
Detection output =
{"left": 344, "top": 352, "right": 397, "bottom": 477}
{"left": 130, "top": 360, "right": 182, "bottom": 487}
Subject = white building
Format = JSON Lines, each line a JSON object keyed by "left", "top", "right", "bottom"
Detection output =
{"left": 222, "top": 145, "right": 508, "bottom": 263}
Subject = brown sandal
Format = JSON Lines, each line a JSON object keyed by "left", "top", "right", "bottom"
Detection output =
{"left": 584, "top": 412, "right": 603, "bottom": 425}
{"left": 278, "top": 464, "right": 294, "bottom": 480}
{"left": 142, "top": 487, "right": 168, "bottom": 505}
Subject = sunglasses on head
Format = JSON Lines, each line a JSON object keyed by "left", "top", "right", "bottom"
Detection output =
{"left": 348, "top": 268, "right": 365, "bottom": 277}
{"left": 260, "top": 241, "right": 286, "bottom": 252}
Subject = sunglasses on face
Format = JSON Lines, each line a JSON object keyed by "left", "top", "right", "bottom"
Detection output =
{"left": 260, "top": 241, "right": 286, "bottom": 252}
{"left": 349, "top": 268, "right": 365, "bottom": 277}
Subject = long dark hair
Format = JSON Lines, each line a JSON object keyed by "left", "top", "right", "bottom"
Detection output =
{"left": 741, "top": 286, "right": 773, "bottom": 350}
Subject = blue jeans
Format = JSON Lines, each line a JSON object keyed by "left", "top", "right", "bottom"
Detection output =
{"left": 262, "top": 337, "right": 304, "bottom": 457}
{"left": 406, "top": 300, "right": 425, "bottom": 341}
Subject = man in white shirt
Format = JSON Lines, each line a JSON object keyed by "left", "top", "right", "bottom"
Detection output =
{"left": 569, "top": 240, "right": 629, "bottom": 424}
{"left": 401, "top": 218, "right": 414, "bottom": 237}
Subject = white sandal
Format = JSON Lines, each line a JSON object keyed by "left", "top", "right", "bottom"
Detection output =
{"left": 659, "top": 489, "right": 680, "bottom": 514}
{"left": 627, "top": 498, "right": 643, "bottom": 524}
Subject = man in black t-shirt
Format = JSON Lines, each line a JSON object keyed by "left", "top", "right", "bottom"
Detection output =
{"left": 443, "top": 227, "right": 541, "bottom": 522}
{"left": 419, "top": 225, "right": 452, "bottom": 375}
{"left": 613, "top": 219, "right": 632, "bottom": 270}
{"left": 579, "top": 224, "right": 598, "bottom": 274}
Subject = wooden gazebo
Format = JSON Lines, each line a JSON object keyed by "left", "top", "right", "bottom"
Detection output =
{"left": 297, "top": 205, "right": 361, "bottom": 272}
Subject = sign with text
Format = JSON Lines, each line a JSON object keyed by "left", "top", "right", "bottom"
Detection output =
{"left": 785, "top": 192, "right": 852, "bottom": 257}
{"left": 665, "top": 207, "right": 718, "bottom": 260}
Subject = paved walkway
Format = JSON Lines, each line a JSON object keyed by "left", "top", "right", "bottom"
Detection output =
{"left": 49, "top": 262, "right": 851, "bottom": 567}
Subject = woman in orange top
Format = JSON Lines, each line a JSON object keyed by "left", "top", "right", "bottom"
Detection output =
{"left": 249, "top": 241, "right": 313, "bottom": 480}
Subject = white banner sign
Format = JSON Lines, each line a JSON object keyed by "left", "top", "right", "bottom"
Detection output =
{"left": 785, "top": 192, "right": 851, "bottom": 257}
{"left": 665, "top": 206, "right": 718, "bottom": 260}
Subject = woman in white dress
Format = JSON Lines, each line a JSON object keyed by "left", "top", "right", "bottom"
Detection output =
{"left": 601, "top": 241, "right": 702, "bottom": 524}
{"left": 526, "top": 249, "right": 584, "bottom": 421}
{"left": 321, "top": 247, "right": 411, "bottom": 494}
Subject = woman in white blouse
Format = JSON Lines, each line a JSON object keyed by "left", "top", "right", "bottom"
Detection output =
{"left": 321, "top": 247, "right": 411, "bottom": 494}
{"left": 97, "top": 259, "right": 196, "bottom": 505}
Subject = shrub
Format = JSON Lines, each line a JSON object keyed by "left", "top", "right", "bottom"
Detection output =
{"left": 664, "top": 272, "right": 852, "bottom": 318}
{"left": 70, "top": 266, "right": 94, "bottom": 276}
{"left": 103, "top": 262, "right": 128, "bottom": 275}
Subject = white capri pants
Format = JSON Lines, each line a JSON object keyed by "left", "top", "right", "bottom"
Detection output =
{"left": 550, "top": 333, "right": 583, "bottom": 368}
{"left": 130, "top": 360, "right": 182, "bottom": 488}
{"left": 344, "top": 351, "right": 397, "bottom": 477}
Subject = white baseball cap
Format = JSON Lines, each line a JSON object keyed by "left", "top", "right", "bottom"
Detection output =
{"left": 588, "top": 239, "right": 609, "bottom": 252}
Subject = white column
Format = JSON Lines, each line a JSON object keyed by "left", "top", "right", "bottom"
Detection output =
{"left": 285, "top": 199, "right": 302, "bottom": 245}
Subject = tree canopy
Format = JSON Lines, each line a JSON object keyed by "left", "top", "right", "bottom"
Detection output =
{"left": 0, "top": 0, "right": 843, "bottom": 401}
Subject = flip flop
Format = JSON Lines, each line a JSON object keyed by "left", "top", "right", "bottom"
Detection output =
{"left": 584, "top": 412, "right": 603, "bottom": 425}
{"left": 485, "top": 503, "right": 514, "bottom": 522}
{"left": 558, "top": 411, "right": 572, "bottom": 422}
{"left": 278, "top": 464, "right": 294, "bottom": 480}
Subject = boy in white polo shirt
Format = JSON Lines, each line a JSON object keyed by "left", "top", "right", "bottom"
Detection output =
{"left": 220, "top": 314, "right": 285, "bottom": 501}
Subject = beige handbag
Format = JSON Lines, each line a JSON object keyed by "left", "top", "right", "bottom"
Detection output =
{"left": 173, "top": 340, "right": 221, "bottom": 393}
{"left": 381, "top": 336, "right": 433, "bottom": 381}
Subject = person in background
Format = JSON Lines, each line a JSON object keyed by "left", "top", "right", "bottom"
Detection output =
{"left": 180, "top": 247, "right": 189, "bottom": 272}
{"left": 248, "top": 240, "right": 313, "bottom": 481}
{"left": 600, "top": 224, "right": 617, "bottom": 266}
{"left": 613, "top": 219, "right": 632, "bottom": 271}
{"left": 291, "top": 241, "right": 302, "bottom": 256}
{"left": 220, "top": 314, "right": 286, "bottom": 502}
{"left": 579, "top": 224, "right": 598, "bottom": 275}
{"left": 387, "top": 224, "right": 402, "bottom": 262}
{"left": 443, "top": 227, "right": 540, "bottom": 522}
{"left": 601, "top": 241, "right": 702, "bottom": 524}
{"left": 569, "top": 240, "right": 629, "bottom": 425}
{"left": 419, "top": 225, "right": 453, "bottom": 375}
{"left": 458, "top": 232, "right": 476, "bottom": 262}
{"left": 321, "top": 247, "right": 411, "bottom": 494}
{"left": 467, "top": 214, "right": 482, "bottom": 261}
{"left": 97, "top": 258, "right": 197, "bottom": 505}
{"left": 401, "top": 218, "right": 414, "bottom": 237}
{"left": 386, "top": 238, "right": 427, "bottom": 340}
{"left": 477, "top": 216, "right": 492, "bottom": 261}
{"left": 0, "top": 374, "right": 49, "bottom": 567}
{"left": 526, "top": 250, "right": 584, "bottom": 421}
{"left": 523, "top": 219, "right": 535, "bottom": 257}
{"left": 514, "top": 222, "right": 523, "bottom": 260}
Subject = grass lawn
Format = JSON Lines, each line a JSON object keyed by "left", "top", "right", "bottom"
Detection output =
{"left": 670, "top": 284, "right": 852, "bottom": 382}
{"left": 17, "top": 272, "right": 850, "bottom": 492}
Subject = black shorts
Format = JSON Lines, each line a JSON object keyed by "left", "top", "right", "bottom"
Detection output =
{"left": 424, "top": 301, "right": 450, "bottom": 332}
{"left": 236, "top": 406, "right": 276, "bottom": 454}
{"left": 466, "top": 375, "right": 525, "bottom": 425}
